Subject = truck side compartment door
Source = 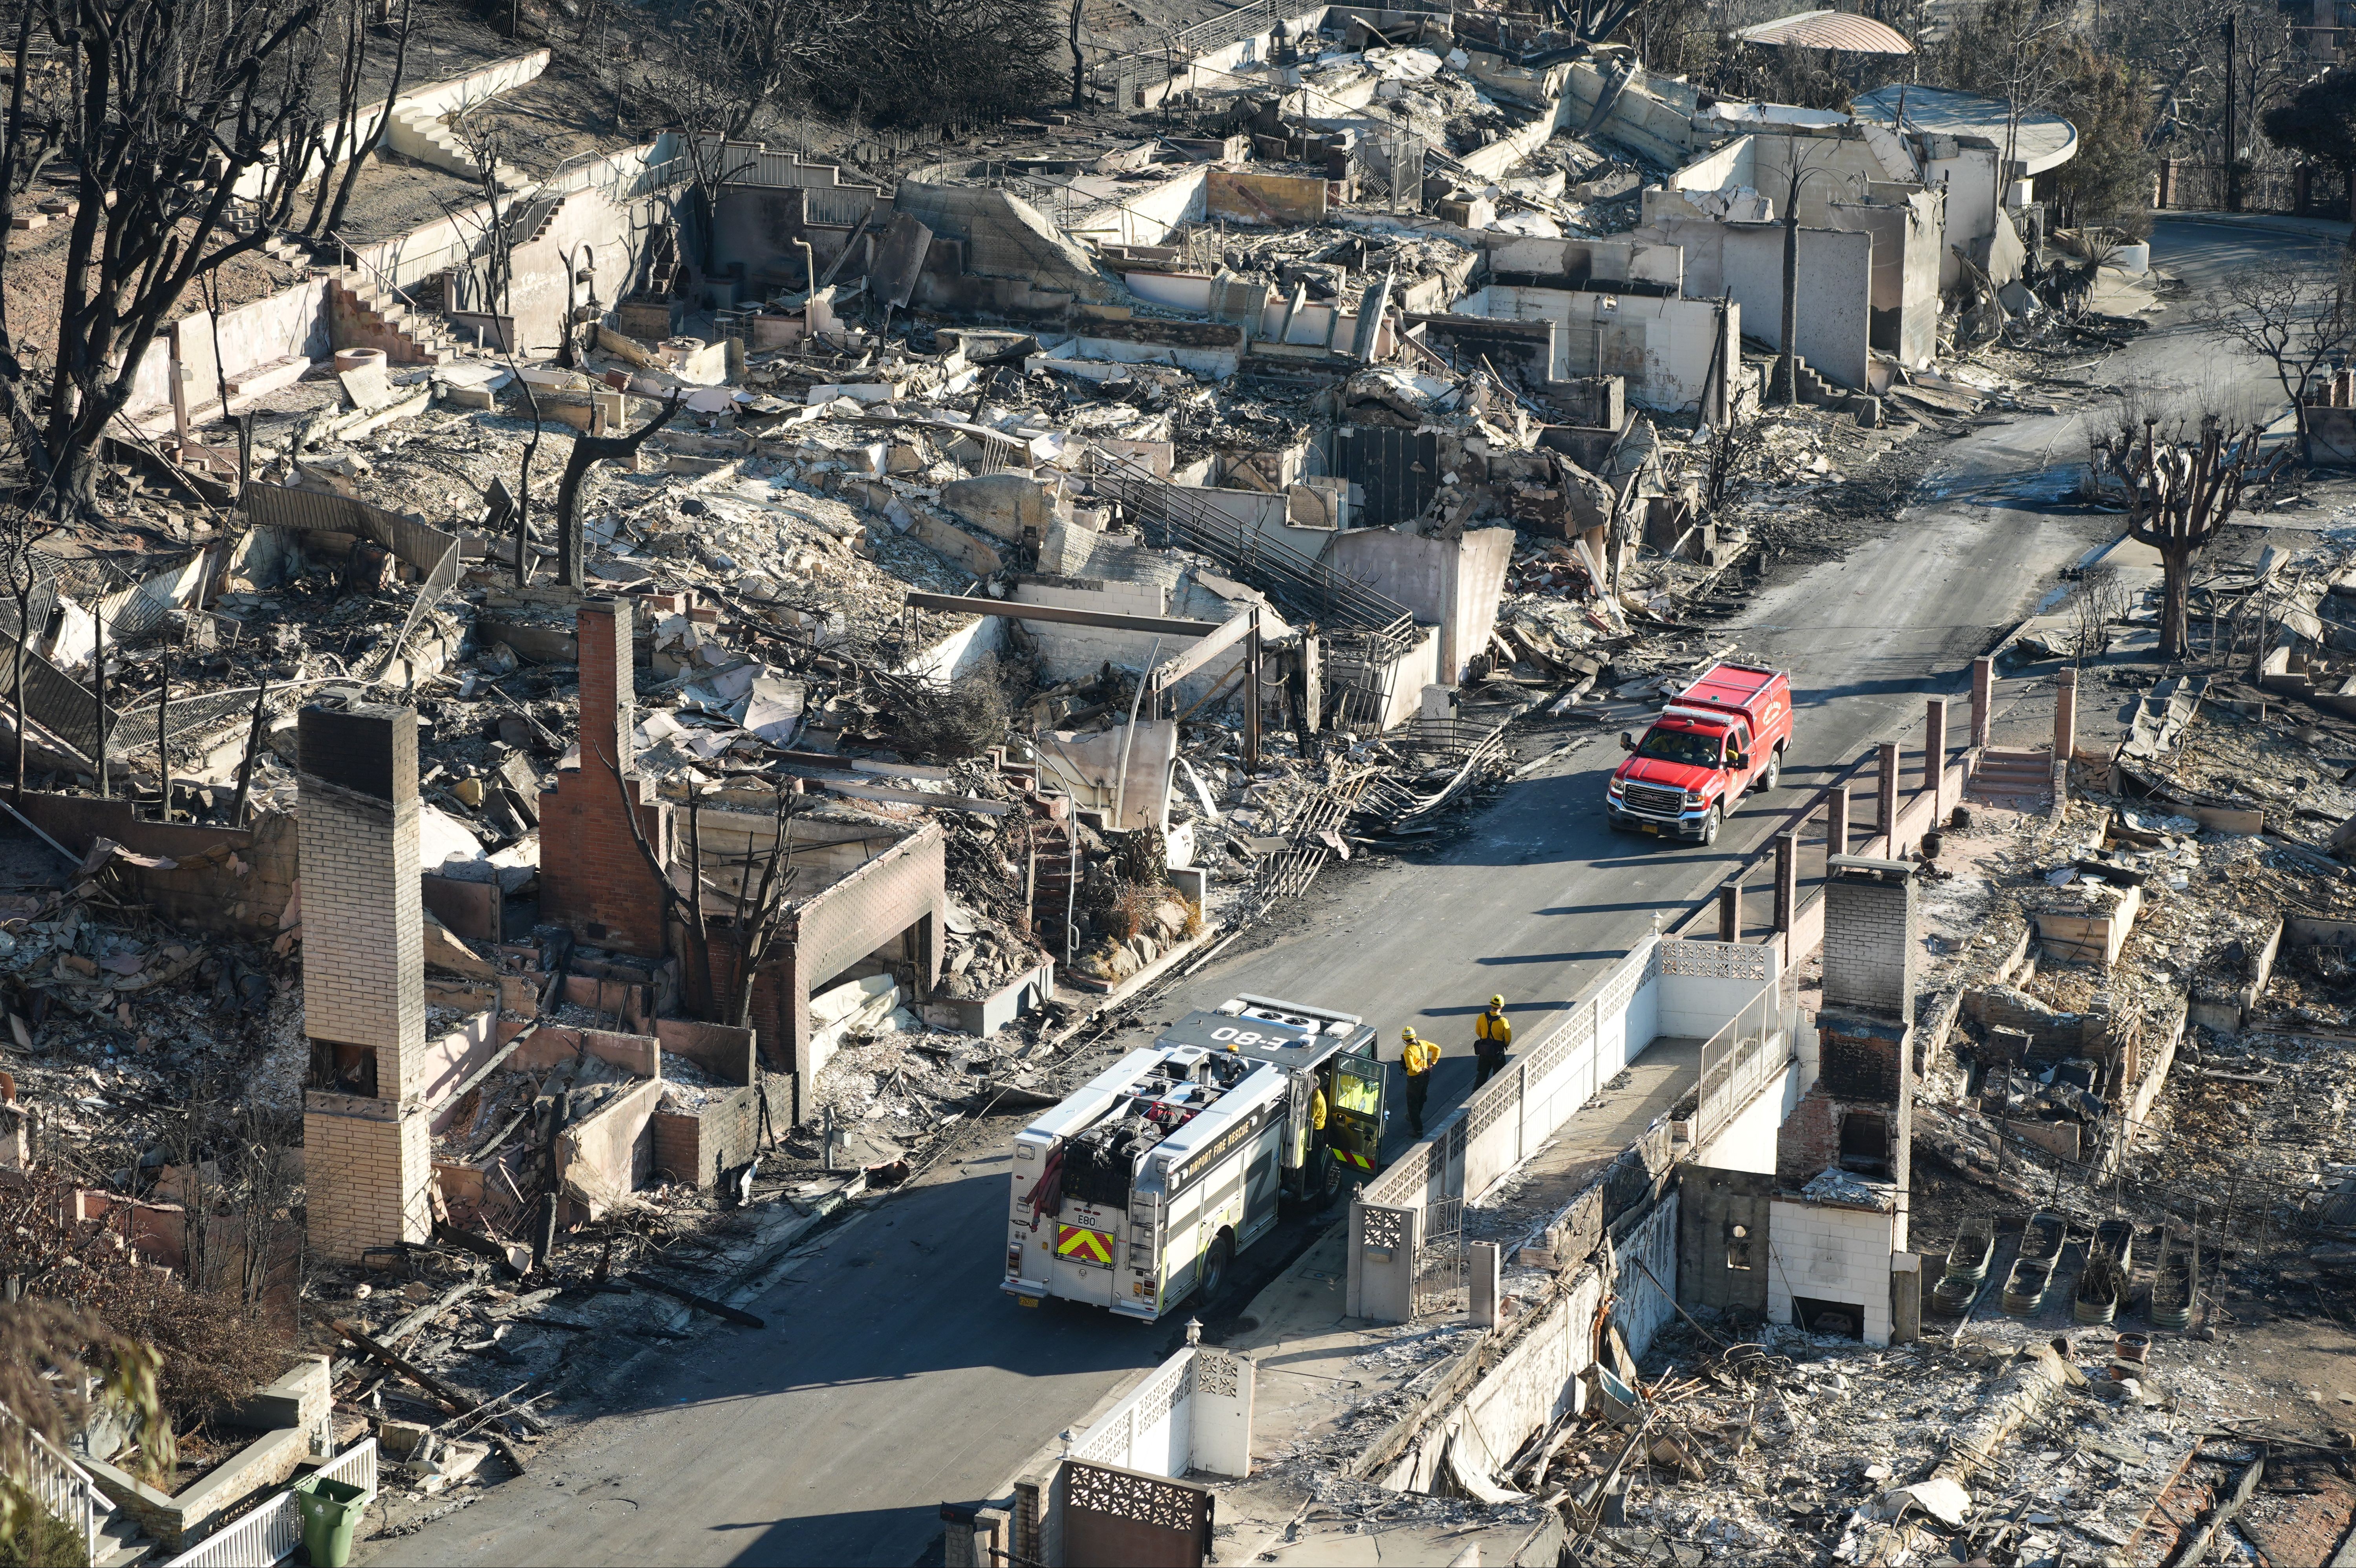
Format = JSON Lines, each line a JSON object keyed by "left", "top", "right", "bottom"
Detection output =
{"left": 1328, "top": 1053, "right": 1387, "bottom": 1178}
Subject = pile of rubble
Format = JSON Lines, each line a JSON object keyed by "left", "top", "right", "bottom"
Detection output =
{"left": 1571, "top": 1319, "right": 2291, "bottom": 1568}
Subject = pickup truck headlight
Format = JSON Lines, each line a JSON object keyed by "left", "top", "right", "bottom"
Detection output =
{"left": 1606, "top": 779, "right": 1624, "bottom": 797}
{"left": 1684, "top": 789, "right": 1706, "bottom": 806}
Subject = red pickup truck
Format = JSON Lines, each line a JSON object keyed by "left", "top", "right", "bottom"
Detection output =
{"left": 1605, "top": 662, "right": 1794, "bottom": 846}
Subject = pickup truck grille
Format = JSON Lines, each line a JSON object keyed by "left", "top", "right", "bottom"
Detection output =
{"left": 1621, "top": 782, "right": 1686, "bottom": 818}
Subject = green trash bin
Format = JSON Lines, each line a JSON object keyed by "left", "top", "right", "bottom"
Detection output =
{"left": 293, "top": 1474, "right": 367, "bottom": 1568}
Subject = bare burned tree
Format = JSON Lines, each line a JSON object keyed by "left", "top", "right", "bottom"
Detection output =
{"left": 1702, "top": 408, "right": 1768, "bottom": 511}
{"left": 440, "top": 111, "right": 536, "bottom": 331}
{"left": 2, "top": 0, "right": 346, "bottom": 516}
{"left": 296, "top": 0, "right": 415, "bottom": 242}
{"left": 2190, "top": 261, "right": 2356, "bottom": 464}
{"left": 712, "top": 784, "right": 805, "bottom": 1032}
{"left": 2066, "top": 563, "right": 2130, "bottom": 660}
{"left": 649, "top": 88, "right": 760, "bottom": 284}
{"left": 502, "top": 351, "right": 543, "bottom": 586}
{"left": 0, "top": 10, "right": 70, "bottom": 409}
{"left": 1774, "top": 144, "right": 1849, "bottom": 405}
{"left": 700, "top": 0, "right": 871, "bottom": 140}
{"left": 0, "top": 501, "right": 38, "bottom": 804}
{"left": 594, "top": 751, "right": 807, "bottom": 1031}
{"left": 554, "top": 391, "right": 684, "bottom": 587}
{"left": 2092, "top": 414, "right": 2286, "bottom": 660}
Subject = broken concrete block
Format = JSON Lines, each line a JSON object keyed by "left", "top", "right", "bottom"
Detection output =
{"left": 379, "top": 1419, "right": 433, "bottom": 1460}
{"left": 427, "top": 1439, "right": 489, "bottom": 1482}
{"left": 810, "top": 972, "right": 899, "bottom": 1027}
{"left": 423, "top": 915, "right": 496, "bottom": 980}
{"left": 940, "top": 473, "right": 1053, "bottom": 542}
{"left": 904, "top": 510, "right": 1004, "bottom": 576}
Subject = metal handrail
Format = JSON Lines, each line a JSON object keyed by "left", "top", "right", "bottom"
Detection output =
{"left": 1086, "top": 447, "right": 1416, "bottom": 639}
{"left": 0, "top": 1400, "right": 103, "bottom": 1568}
{"left": 323, "top": 228, "right": 415, "bottom": 311}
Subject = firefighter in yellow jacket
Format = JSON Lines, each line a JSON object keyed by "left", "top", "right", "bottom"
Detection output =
{"left": 1399, "top": 1026, "right": 1440, "bottom": 1137}
{"left": 1474, "top": 996, "right": 1511, "bottom": 1087}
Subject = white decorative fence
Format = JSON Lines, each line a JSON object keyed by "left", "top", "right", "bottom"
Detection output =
{"left": 0, "top": 1401, "right": 102, "bottom": 1567}
{"left": 1066, "top": 1346, "right": 1254, "bottom": 1480}
{"left": 161, "top": 1439, "right": 378, "bottom": 1568}
{"left": 1349, "top": 932, "right": 1794, "bottom": 1323}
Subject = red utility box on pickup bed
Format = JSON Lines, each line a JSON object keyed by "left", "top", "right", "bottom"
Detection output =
{"left": 1605, "top": 662, "right": 1794, "bottom": 846}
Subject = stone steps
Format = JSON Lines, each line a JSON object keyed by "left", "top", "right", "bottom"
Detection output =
{"left": 90, "top": 1501, "right": 155, "bottom": 1568}
{"left": 326, "top": 272, "right": 452, "bottom": 366}
{"left": 1970, "top": 746, "right": 2055, "bottom": 798}
{"left": 391, "top": 103, "right": 536, "bottom": 194}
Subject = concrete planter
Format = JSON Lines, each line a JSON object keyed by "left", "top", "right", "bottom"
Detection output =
{"left": 81, "top": 1356, "right": 329, "bottom": 1552}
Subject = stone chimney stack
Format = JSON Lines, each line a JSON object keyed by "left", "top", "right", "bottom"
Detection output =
{"left": 1822, "top": 857, "right": 1917, "bottom": 1024}
{"left": 298, "top": 701, "right": 433, "bottom": 1261}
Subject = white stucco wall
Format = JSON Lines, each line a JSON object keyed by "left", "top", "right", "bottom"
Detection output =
{"left": 1768, "top": 1197, "right": 1897, "bottom": 1345}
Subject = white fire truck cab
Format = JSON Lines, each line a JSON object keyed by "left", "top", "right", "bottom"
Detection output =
{"left": 1004, "top": 995, "right": 1385, "bottom": 1319}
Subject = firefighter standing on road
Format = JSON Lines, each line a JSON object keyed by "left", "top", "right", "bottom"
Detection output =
{"left": 1474, "top": 996, "right": 1511, "bottom": 1087}
{"left": 1399, "top": 1027, "right": 1439, "bottom": 1137}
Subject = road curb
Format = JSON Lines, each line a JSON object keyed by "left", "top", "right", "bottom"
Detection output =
{"left": 2157, "top": 210, "right": 2354, "bottom": 242}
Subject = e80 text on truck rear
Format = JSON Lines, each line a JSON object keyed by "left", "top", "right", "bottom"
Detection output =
{"left": 1004, "top": 996, "right": 1385, "bottom": 1319}
{"left": 1605, "top": 661, "right": 1793, "bottom": 846}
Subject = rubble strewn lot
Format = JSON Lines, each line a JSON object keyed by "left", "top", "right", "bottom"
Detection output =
{"left": 5, "top": 0, "right": 2353, "bottom": 1556}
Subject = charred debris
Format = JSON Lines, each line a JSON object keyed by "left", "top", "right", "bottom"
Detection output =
{"left": 0, "top": 4, "right": 2176, "bottom": 1542}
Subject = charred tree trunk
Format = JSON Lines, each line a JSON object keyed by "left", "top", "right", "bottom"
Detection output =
{"left": 2158, "top": 539, "right": 2195, "bottom": 663}
{"left": 555, "top": 393, "right": 684, "bottom": 586}
{"left": 2096, "top": 415, "right": 2283, "bottom": 664}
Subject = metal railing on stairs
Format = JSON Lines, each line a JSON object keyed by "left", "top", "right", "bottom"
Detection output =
{"left": 0, "top": 1400, "right": 104, "bottom": 1568}
{"left": 1088, "top": 450, "right": 1416, "bottom": 642}
{"left": 324, "top": 230, "right": 420, "bottom": 314}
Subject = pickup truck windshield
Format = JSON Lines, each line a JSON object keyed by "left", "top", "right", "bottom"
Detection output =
{"left": 1637, "top": 728, "right": 1722, "bottom": 766}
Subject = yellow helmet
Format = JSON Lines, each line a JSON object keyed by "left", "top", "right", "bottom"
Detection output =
{"left": 1401, "top": 1026, "right": 1418, "bottom": 1043}
{"left": 1489, "top": 995, "right": 1504, "bottom": 1008}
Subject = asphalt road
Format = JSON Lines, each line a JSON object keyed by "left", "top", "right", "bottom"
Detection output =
{"left": 367, "top": 217, "right": 2325, "bottom": 1568}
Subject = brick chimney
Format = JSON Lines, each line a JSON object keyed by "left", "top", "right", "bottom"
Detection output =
{"left": 1784, "top": 855, "right": 1917, "bottom": 1237}
{"left": 576, "top": 596, "right": 635, "bottom": 780}
{"left": 298, "top": 701, "right": 434, "bottom": 1262}
{"left": 1822, "top": 857, "right": 1916, "bottom": 1024}
{"left": 539, "top": 598, "right": 673, "bottom": 957}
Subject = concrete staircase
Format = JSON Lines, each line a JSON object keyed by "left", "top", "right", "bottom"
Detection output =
{"left": 324, "top": 271, "right": 452, "bottom": 366}
{"left": 1968, "top": 745, "right": 2056, "bottom": 805}
{"left": 1771, "top": 352, "right": 1836, "bottom": 405}
{"left": 256, "top": 229, "right": 309, "bottom": 268}
{"left": 386, "top": 101, "right": 534, "bottom": 194}
{"left": 513, "top": 190, "right": 569, "bottom": 247}
{"left": 90, "top": 1497, "right": 157, "bottom": 1568}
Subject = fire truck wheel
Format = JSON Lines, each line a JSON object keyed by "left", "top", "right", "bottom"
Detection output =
{"left": 1319, "top": 1150, "right": 1346, "bottom": 1203}
{"left": 1200, "top": 1232, "right": 1233, "bottom": 1301}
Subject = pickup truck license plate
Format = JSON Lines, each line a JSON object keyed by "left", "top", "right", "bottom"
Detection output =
{"left": 1642, "top": 824, "right": 1660, "bottom": 835}
{"left": 1018, "top": 1296, "right": 1041, "bottom": 1308}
